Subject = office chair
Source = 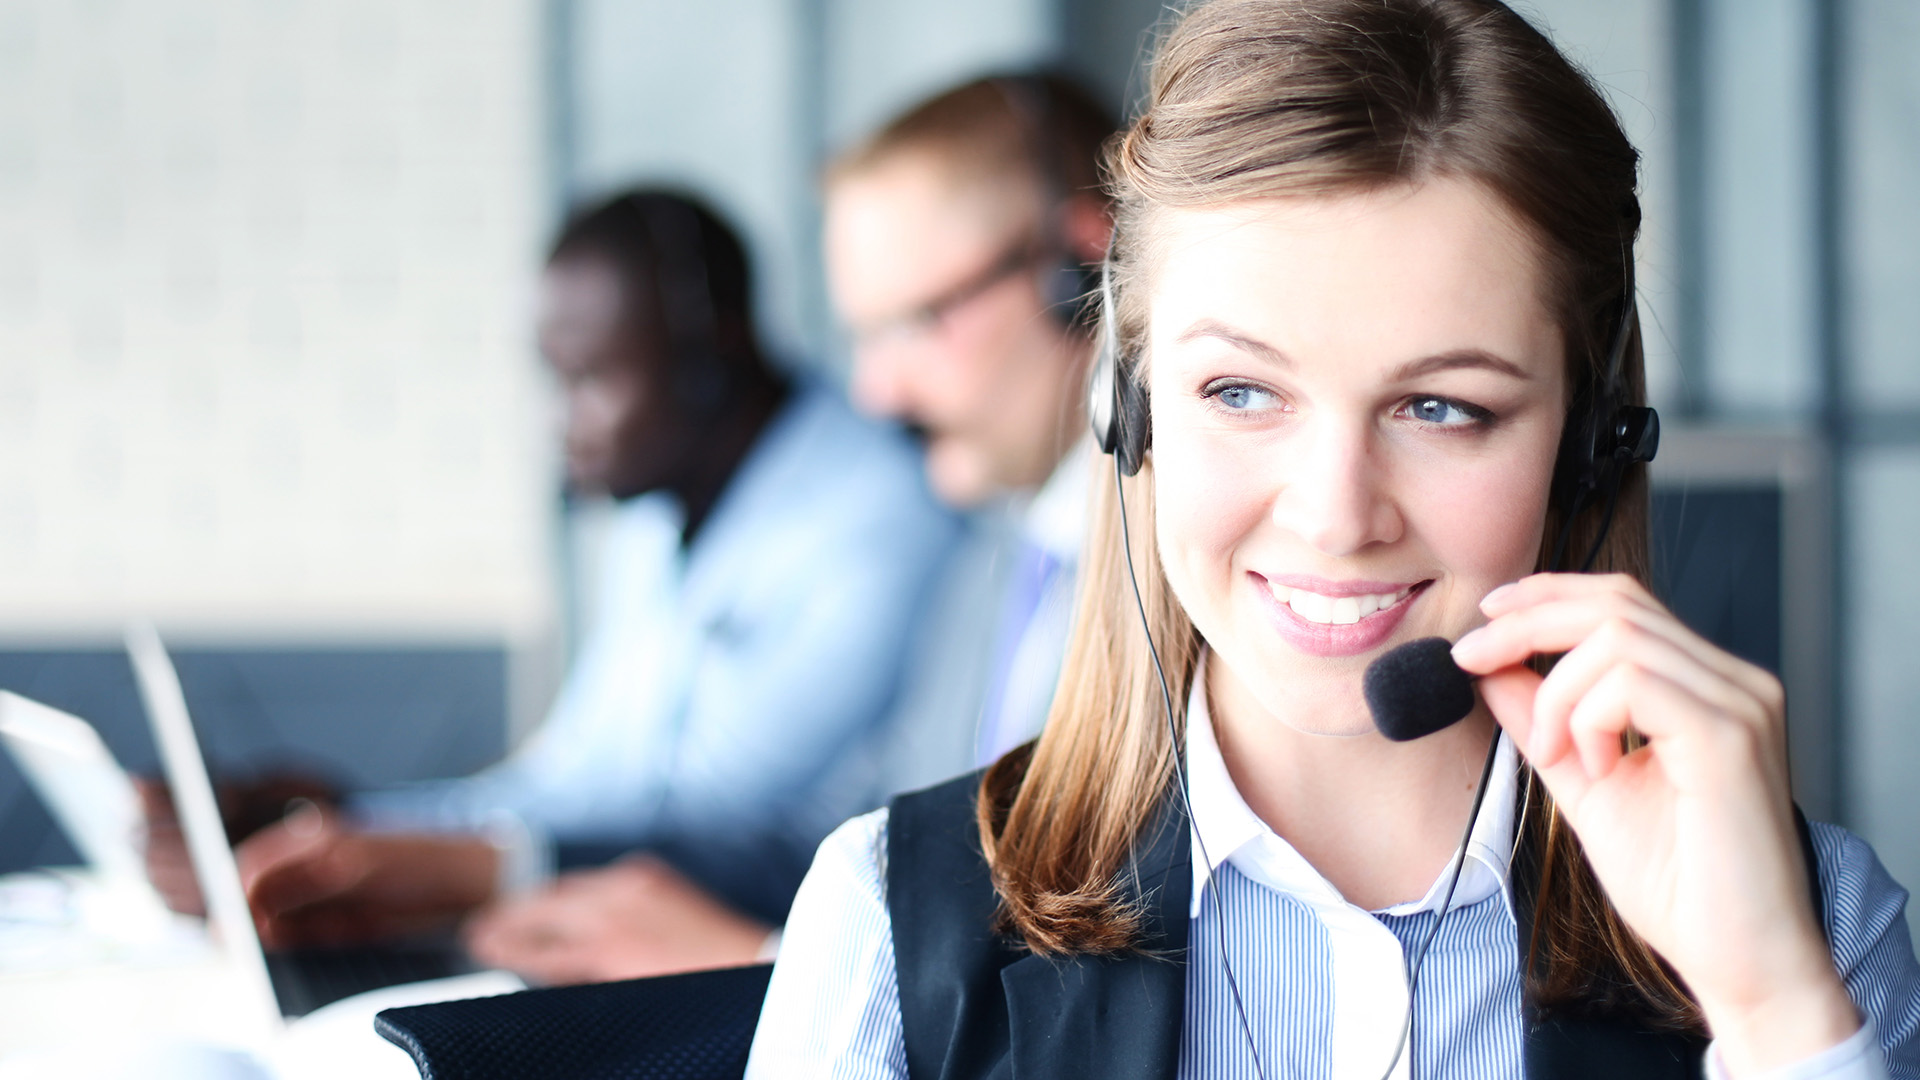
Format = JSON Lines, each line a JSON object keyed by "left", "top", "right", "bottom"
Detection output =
{"left": 374, "top": 963, "right": 773, "bottom": 1080}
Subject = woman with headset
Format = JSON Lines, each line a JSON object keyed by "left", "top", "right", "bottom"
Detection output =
{"left": 748, "top": 1, "right": 1920, "bottom": 1076}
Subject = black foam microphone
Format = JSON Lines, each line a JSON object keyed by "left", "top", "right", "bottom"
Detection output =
{"left": 1364, "top": 637, "right": 1478, "bottom": 742}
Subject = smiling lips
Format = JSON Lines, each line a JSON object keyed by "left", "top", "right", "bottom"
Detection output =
{"left": 1253, "top": 574, "right": 1428, "bottom": 657}
{"left": 1269, "top": 581, "right": 1415, "bottom": 625}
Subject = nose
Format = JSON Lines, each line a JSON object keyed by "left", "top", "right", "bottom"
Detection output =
{"left": 1268, "top": 415, "right": 1404, "bottom": 557}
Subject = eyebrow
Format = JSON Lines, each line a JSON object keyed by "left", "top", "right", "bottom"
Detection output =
{"left": 1175, "top": 319, "right": 1535, "bottom": 383}
{"left": 1388, "top": 349, "right": 1534, "bottom": 383}
{"left": 1175, "top": 320, "right": 1291, "bottom": 368}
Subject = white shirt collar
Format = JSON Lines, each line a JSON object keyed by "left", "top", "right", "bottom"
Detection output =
{"left": 1184, "top": 650, "right": 1519, "bottom": 921}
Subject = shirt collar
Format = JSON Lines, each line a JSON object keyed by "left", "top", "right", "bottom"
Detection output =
{"left": 1184, "top": 650, "right": 1519, "bottom": 921}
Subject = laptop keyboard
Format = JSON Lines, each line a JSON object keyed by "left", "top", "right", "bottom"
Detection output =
{"left": 266, "top": 941, "right": 473, "bottom": 1017}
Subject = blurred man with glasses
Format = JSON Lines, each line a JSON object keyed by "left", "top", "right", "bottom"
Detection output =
{"left": 459, "top": 76, "right": 1117, "bottom": 981}
{"left": 822, "top": 72, "right": 1115, "bottom": 786}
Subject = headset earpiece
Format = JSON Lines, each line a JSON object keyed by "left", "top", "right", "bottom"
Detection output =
{"left": 1560, "top": 264, "right": 1660, "bottom": 500}
{"left": 1606, "top": 405, "right": 1660, "bottom": 466}
{"left": 991, "top": 75, "right": 1107, "bottom": 336}
{"left": 1548, "top": 246, "right": 1661, "bottom": 571}
{"left": 1046, "top": 258, "right": 1103, "bottom": 332}
{"left": 1090, "top": 260, "right": 1150, "bottom": 476}
{"left": 631, "top": 195, "right": 733, "bottom": 417}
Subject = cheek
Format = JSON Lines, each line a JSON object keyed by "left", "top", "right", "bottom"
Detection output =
{"left": 944, "top": 289, "right": 1048, "bottom": 395}
{"left": 1150, "top": 418, "right": 1273, "bottom": 610}
{"left": 909, "top": 336, "right": 1001, "bottom": 420}
{"left": 1416, "top": 449, "right": 1556, "bottom": 585}
{"left": 568, "top": 385, "right": 620, "bottom": 441}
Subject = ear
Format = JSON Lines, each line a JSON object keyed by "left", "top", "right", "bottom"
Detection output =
{"left": 1059, "top": 194, "right": 1113, "bottom": 265}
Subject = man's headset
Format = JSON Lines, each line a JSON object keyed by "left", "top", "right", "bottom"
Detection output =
{"left": 989, "top": 74, "right": 1104, "bottom": 333}
{"left": 618, "top": 193, "right": 733, "bottom": 415}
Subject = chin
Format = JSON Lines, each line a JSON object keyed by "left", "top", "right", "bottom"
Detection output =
{"left": 1215, "top": 638, "right": 1380, "bottom": 738}
{"left": 925, "top": 442, "right": 998, "bottom": 507}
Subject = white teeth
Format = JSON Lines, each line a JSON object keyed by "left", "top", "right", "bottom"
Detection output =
{"left": 1273, "top": 583, "right": 1413, "bottom": 625}
{"left": 1288, "top": 589, "right": 1333, "bottom": 624}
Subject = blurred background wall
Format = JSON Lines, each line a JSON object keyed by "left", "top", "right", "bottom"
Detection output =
{"left": 2, "top": 0, "right": 1917, "bottom": 927}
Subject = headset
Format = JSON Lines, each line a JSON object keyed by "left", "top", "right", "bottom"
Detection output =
{"left": 1093, "top": 215, "right": 1660, "bottom": 1078}
{"left": 1549, "top": 232, "right": 1662, "bottom": 574}
{"left": 989, "top": 74, "right": 1105, "bottom": 333}
{"left": 619, "top": 193, "right": 734, "bottom": 416}
{"left": 1093, "top": 243, "right": 1659, "bottom": 505}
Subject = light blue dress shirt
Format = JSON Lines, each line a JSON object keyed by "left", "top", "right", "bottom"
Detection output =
{"left": 353, "top": 383, "right": 958, "bottom": 919}
{"left": 856, "top": 442, "right": 1089, "bottom": 803}
{"left": 747, "top": 653, "right": 1920, "bottom": 1078}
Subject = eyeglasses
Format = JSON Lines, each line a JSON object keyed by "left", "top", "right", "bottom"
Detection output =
{"left": 852, "top": 237, "right": 1043, "bottom": 348}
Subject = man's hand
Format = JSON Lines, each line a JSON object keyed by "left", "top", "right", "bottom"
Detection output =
{"left": 236, "top": 804, "right": 500, "bottom": 948}
{"left": 462, "top": 854, "right": 773, "bottom": 985}
{"left": 134, "top": 778, "right": 205, "bottom": 916}
{"left": 135, "top": 772, "right": 340, "bottom": 917}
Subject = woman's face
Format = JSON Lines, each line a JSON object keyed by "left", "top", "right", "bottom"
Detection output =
{"left": 1147, "top": 178, "right": 1567, "bottom": 736}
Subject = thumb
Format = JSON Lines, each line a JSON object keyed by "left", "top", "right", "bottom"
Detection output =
{"left": 133, "top": 777, "right": 178, "bottom": 824}
{"left": 238, "top": 810, "right": 352, "bottom": 913}
{"left": 1479, "top": 665, "right": 1542, "bottom": 759}
{"left": 1480, "top": 664, "right": 1591, "bottom": 809}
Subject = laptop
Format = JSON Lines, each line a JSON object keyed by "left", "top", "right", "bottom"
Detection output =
{"left": 0, "top": 626, "right": 469, "bottom": 1031}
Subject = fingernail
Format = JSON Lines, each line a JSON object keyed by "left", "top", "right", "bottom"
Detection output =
{"left": 1480, "top": 583, "right": 1516, "bottom": 611}
{"left": 1451, "top": 628, "right": 1484, "bottom": 661}
{"left": 284, "top": 798, "right": 326, "bottom": 839}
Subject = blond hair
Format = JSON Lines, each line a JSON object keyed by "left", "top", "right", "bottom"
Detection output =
{"left": 825, "top": 73, "right": 1115, "bottom": 225}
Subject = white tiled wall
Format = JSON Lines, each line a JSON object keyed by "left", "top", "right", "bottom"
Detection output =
{"left": 0, "top": 0, "right": 554, "bottom": 639}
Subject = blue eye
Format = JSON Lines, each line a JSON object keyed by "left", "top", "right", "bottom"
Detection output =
{"left": 1405, "top": 396, "right": 1489, "bottom": 426}
{"left": 1210, "top": 383, "right": 1278, "bottom": 411}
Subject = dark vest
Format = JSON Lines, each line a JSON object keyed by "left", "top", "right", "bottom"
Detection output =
{"left": 887, "top": 771, "right": 1827, "bottom": 1080}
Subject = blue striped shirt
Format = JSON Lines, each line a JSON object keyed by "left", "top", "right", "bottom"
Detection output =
{"left": 748, "top": 668, "right": 1920, "bottom": 1079}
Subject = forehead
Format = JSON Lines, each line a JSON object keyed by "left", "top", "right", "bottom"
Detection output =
{"left": 823, "top": 152, "right": 1038, "bottom": 323}
{"left": 539, "top": 253, "right": 629, "bottom": 333}
{"left": 1145, "top": 179, "right": 1561, "bottom": 382}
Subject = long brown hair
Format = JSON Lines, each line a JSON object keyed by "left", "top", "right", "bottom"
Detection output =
{"left": 978, "top": 0, "right": 1696, "bottom": 1031}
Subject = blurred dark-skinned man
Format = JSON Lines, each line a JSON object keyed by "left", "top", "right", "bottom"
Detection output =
{"left": 144, "top": 189, "right": 957, "bottom": 984}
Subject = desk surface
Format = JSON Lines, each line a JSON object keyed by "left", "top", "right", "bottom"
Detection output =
{"left": 0, "top": 871, "right": 522, "bottom": 1078}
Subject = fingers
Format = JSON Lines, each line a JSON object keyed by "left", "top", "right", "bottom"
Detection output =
{"left": 1457, "top": 580, "right": 1732, "bottom": 682}
{"left": 1477, "top": 664, "right": 1540, "bottom": 753}
{"left": 1479, "top": 572, "right": 1658, "bottom": 618}
{"left": 133, "top": 777, "right": 178, "bottom": 824}
{"left": 1454, "top": 572, "right": 1786, "bottom": 781}
{"left": 1456, "top": 573, "right": 1781, "bottom": 709}
{"left": 237, "top": 808, "right": 365, "bottom": 920}
{"left": 1479, "top": 664, "right": 1592, "bottom": 809}
{"left": 463, "top": 889, "right": 596, "bottom": 983}
{"left": 1530, "top": 621, "right": 1772, "bottom": 766}
{"left": 142, "top": 821, "right": 207, "bottom": 916}
{"left": 1488, "top": 643, "right": 1776, "bottom": 812}
{"left": 1564, "top": 663, "right": 1639, "bottom": 780}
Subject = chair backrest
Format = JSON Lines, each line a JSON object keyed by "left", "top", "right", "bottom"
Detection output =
{"left": 375, "top": 963, "right": 774, "bottom": 1080}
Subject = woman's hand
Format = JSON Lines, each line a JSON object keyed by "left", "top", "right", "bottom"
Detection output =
{"left": 1451, "top": 572, "right": 1858, "bottom": 1076}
